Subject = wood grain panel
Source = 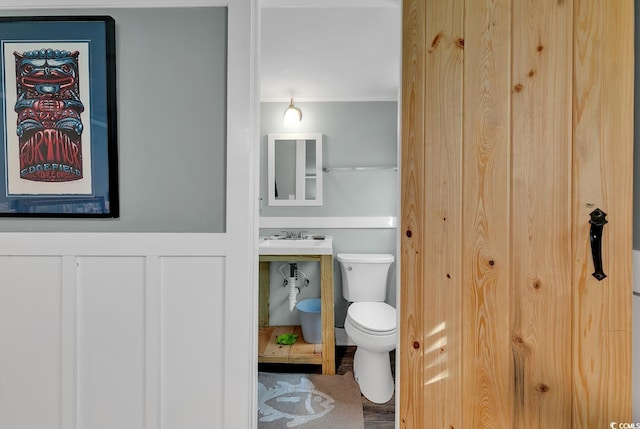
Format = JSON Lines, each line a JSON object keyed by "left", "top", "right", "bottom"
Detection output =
{"left": 258, "top": 254, "right": 335, "bottom": 375}
{"left": 511, "top": 0, "right": 573, "bottom": 427}
{"left": 572, "top": 0, "right": 634, "bottom": 425}
{"left": 401, "top": 0, "right": 633, "bottom": 427}
{"left": 401, "top": 0, "right": 464, "bottom": 427}
{"left": 258, "top": 326, "right": 323, "bottom": 364}
{"left": 259, "top": 261, "right": 270, "bottom": 327}
{"left": 461, "top": 0, "right": 512, "bottom": 427}
{"left": 320, "top": 254, "right": 336, "bottom": 375}
{"left": 400, "top": 0, "right": 426, "bottom": 426}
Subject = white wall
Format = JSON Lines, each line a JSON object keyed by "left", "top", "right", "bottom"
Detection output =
{"left": 633, "top": 251, "right": 640, "bottom": 420}
{"left": 0, "top": 2, "right": 258, "bottom": 429}
{"left": 634, "top": 295, "right": 640, "bottom": 420}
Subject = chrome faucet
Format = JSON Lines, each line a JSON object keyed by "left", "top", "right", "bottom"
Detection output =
{"left": 281, "top": 230, "right": 297, "bottom": 239}
{"left": 279, "top": 230, "right": 309, "bottom": 239}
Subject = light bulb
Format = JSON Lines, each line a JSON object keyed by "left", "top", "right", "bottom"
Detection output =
{"left": 283, "top": 100, "right": 302, "bottom": 128}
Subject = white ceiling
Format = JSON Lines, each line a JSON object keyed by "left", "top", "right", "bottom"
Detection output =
{"left": 260, "top": 1, "right": 401, "bottom": 102}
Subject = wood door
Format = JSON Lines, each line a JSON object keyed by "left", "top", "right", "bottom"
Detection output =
{"left": 400, "top": 0, "right": 633, "bottom": 428}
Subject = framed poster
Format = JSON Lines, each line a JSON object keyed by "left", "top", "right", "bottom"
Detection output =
{"left": 0, "top": 16, "right": 118, "bottom": 217}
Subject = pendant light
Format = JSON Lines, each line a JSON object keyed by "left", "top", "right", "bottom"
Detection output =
{"left": 283, "top": 98, "right": 302, "bottom": 128}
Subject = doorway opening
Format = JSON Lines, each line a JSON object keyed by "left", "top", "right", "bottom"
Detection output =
{"left": 257, "top": 2, "right": 401, "bottom": 428}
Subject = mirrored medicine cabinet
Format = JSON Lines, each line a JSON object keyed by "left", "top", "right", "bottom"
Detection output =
{"left": 267, "top": 133, "right": 323, "bottom": 206}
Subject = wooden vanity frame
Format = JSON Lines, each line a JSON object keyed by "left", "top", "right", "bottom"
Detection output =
{"left": 258, "top": 254, "right": 335, "bottom": 375}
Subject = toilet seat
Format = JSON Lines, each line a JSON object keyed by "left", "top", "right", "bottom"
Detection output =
{"left": 347, "top": 302, "right": 396, "bottom": 336}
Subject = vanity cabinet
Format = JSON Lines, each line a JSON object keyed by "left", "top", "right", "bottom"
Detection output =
{"left": 257, "top": 254, "right": 335, "bottom": 375}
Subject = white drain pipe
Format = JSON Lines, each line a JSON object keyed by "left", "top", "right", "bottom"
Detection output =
{"left": 287, "top": 274, "right": 299, "bottom": 312}
{"left": 278, "top": 262, "right": 310, "bottom": 312}
{"left": 279, "top": 263, "right": 300, "bottom": 312}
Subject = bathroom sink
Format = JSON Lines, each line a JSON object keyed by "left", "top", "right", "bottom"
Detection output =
{"left": 259, "top": 236, "right": 333, "bottom": 255}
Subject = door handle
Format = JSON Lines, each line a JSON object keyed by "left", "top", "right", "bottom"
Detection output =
{"left": 589, "top": 208, "right": 607, "bottom": 281}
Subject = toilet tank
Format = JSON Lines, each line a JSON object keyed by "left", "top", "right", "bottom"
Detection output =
{"left": 337, "top": 253, "right": 394, "bottom": 302}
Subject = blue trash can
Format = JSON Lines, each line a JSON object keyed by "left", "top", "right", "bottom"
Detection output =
{"left": 296, "top": 298, "right": 322, "bottom": 344}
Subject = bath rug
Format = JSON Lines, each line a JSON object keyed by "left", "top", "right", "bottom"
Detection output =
{"left": 258, "top": 371, "right": 364, "bottom": 429}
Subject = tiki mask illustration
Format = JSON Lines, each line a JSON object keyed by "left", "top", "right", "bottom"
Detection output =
{"left": 14, "top": 48, "right": 84, "bottom": 182}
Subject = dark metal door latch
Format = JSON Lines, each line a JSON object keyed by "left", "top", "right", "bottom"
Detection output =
{"left": 589, "top": 208, "right": 607, "bottom": 281}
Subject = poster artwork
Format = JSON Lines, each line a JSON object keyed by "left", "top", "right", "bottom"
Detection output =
{"left": 0, "top": 17, "right": 116, "bottom": 217}
{"left": 14, "top": 48, "right": 84, "bottom": 182}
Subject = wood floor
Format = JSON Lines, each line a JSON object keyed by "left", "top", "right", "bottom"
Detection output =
{"left": 258, "top": 345, "right": 396, "bottom": 429}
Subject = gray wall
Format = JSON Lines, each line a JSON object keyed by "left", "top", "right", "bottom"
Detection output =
{"left": 260, "top": 102, "right": 397, "bottom": 217}
{"left": 0, "top": 8, "right": 227, "bottom": 232}
{"left": 260, "top": 101, "right": 398, "bottom": 328}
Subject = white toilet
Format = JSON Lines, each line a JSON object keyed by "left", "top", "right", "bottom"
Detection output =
{"left": 337, "top": 253, "right": 396, "bottom": 404}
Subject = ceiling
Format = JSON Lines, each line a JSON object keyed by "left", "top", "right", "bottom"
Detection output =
{"left": 260, "top": 1, "right": 401, "bottom": 102}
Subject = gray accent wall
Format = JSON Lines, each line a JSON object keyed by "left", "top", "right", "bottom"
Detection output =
{"left": 0, "top": 8, "right": 227, "bottom": 232}
{"left": 260, "top": 101, "right": 398, "bottom": 328}
{"left": 260, "top": 102, "right": 397, "bottom": 217}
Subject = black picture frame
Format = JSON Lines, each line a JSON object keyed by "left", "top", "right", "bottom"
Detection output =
{"left": 0, "top": 16, "right": 118, "bottom": 218}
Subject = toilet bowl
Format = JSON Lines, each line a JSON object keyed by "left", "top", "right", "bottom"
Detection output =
{"left": 344, "top": 302, "right": 397, "bottom": 404}
{"left": 337, "top": 253, "right": 397, "bottom": 404}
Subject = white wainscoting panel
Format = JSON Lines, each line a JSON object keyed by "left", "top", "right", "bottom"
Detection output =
{"left": 77, "top": 256, "right": 146, "bottom": 429}
{"left": 160, "top": 256, "right": 225, "bottom": 429}
{"left": 634, "top": 250, "right": 640, "bottom": 295}
{"left": 634, "top": 294, "right": 640, "bottom": 421}
{"left": 0, "top": 256, "right": 64, "bottom": 429}
{"left": 633, "top": 250, "right": 640, "bottom": 420}
{"left": 0, "top": 242, "right": 230, "bottom": 429}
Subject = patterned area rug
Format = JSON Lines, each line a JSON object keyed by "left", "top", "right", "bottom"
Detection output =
{"left": 258, "top": 371, "right": 364, "bottom": 429}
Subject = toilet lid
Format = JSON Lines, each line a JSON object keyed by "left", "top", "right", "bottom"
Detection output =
{"left": 347, "top": 302, "right": 396, "bottom": 334}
